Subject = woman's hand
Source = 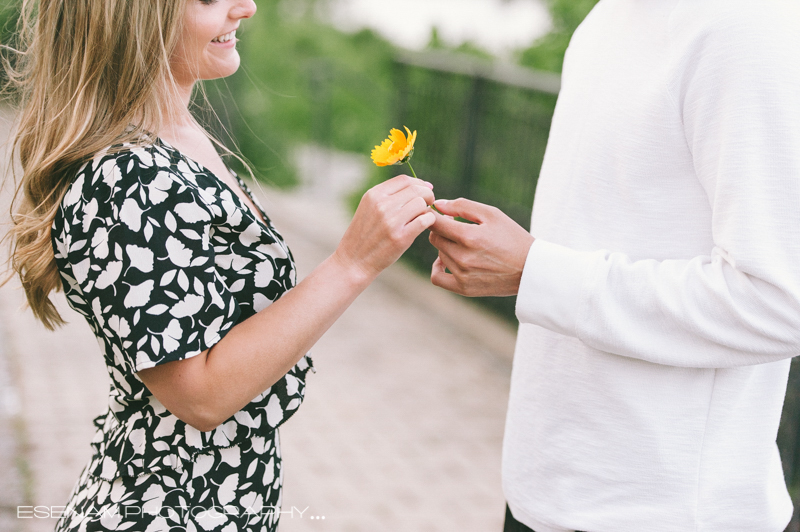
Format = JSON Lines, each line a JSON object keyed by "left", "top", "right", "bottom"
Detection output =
{"left": 333, "top": 174, "right": 436, "bottom": 282}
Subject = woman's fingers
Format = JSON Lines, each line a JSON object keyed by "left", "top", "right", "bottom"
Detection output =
{"left": 391, "top": 184, "right": 436, "bottom": 208}
{"left": 371, "top": 182, "right": 435, "bottom": 235}
{"left": 397, "top": 196, "right": 435, "bottom": 230}
{"left": 337, "top": 176, "right": 437, "bottom": 278}
{"left": 360, "top": 179, "right": 434, "bottom": 225}
{"left": 406, "top": 210, "right": 436, "bottom": 238}
{"left": 375, "top": 174, "right": 433, "bottom": 196}
{"left": 371, "top": 185, "right": 434, "bottom": 219}
{"left": 374, "top": 196, "right": 436, "bottom": 250}
{"left": 361, "top": 178, "right": 435, "bottom": 230}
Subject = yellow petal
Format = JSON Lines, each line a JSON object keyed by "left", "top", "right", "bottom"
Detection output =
{"left": 397, "top": 128, "right": 414, "bottom": 160}
{"left": 389, "top": 128, "right": 407, "bottom": 151}
{"left": 389, "top": 128, "right": 406, "bottom": 143}
{"left": 388, "top": 152, "right": 403, "bottom": 165}
{"left": 371, "top": 140, "right": 394, "bottom": 166}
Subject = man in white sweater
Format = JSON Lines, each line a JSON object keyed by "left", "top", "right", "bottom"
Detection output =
{"left": 428, "top": 1, "right": 800, "bottom": 531}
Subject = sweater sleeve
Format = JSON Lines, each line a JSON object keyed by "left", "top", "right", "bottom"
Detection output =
{"left": 516, "top": 4, "right": 800, "bottom": 369}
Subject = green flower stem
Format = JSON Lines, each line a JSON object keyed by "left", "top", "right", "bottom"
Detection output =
{"left": 406, "top": 161, "right": 418, "bottom": 179}
{"left": 403, "top": 160, "right": 442, "bottom": 214}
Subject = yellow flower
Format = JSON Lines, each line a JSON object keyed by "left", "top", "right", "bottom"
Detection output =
{"left": 371, "top": 126, "right": 417, "bottom": 167}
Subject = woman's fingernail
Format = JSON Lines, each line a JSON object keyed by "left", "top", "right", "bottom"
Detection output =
{"left": 425, "top": 181, "right": 434, "bottom": 189}
{"left": 436, "top": 199, "right": 448, "bottom": 206}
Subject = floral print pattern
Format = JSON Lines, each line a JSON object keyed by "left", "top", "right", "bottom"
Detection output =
{"left": 51, "top": 138, "right": 312, "bottom": 531}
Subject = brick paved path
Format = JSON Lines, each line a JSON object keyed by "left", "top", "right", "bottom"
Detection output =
{"left": 0, "top": 114, "right": 517, "bottom": 531}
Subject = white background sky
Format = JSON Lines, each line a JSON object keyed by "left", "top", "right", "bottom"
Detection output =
{"left": 314, "top": 0, "right": 552, "bottom": 58}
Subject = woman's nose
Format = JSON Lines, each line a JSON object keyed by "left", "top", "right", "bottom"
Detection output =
{"left": 233, "top": 0, "right": 257, "bottom": 19}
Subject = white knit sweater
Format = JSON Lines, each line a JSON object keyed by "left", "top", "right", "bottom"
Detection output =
{"left": 506, "top": 1, "right": 800, "bottom": 531}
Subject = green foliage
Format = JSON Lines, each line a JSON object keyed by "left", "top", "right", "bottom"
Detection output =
{"left": 548, "top": 0, "right": 603, "bottom": 31}
{"left": 202, "top": 0, "right": 396, "bottom": 188}
{"left": 0, "top": 1, "right": 18, "bottom": 42}
{"left": 426, "top": 26, "right": 493, "bottom": 60}
{"left": 518, "top": 0, "right": 600, "bottom": 73}
{"left": 0, "top": 0, "right": 21, "bottom": 87}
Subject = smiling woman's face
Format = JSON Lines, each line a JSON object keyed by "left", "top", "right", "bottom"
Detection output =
{"left": 171, "top": 0, "right": 257, "bottom": 89}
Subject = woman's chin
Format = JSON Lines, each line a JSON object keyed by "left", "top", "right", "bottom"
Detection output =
{"left": 202, "top": 57, "right": 241, "bottom": 81}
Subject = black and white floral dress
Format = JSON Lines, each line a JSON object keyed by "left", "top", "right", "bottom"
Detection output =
{"left": 51, "top": 138, "right": 313, "bottom": 532}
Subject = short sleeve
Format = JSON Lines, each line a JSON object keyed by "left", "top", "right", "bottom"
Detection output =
{"left": 61, "top": 149, "right": 241, "bottom": 372}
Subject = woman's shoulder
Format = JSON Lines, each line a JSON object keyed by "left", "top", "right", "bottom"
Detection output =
{"left": 58, "top": 140, "right": 214, "bottom": 229}
{"left": 67, "top": 140, "right": 183, "bottom": 198}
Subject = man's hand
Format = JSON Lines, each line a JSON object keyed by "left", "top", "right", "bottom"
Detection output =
{"left": 428, "top": 198, "right": 535, "bottom": 297}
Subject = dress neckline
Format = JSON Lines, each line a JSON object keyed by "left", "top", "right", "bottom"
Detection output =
{"left": 154, "top": 137, "right": 270, "bottom": 230}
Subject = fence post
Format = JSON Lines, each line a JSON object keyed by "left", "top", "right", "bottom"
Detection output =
{"left": 459, "top": 76, "right": 487, "bottom": 199}
{"left": 308, "top": 59, "right": 333, "bottom": 147}
{"left": 393, "top": 61, "right": 409, "bottom": 129}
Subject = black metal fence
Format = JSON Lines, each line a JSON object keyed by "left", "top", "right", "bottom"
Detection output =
{"left": 782, "top": 360, "right": 800, "bottom": 531}
{"left": 393, "top": 50, "right": 559, "bottom": 320}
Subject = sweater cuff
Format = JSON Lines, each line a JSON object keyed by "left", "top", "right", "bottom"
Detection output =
{"left": 515, "top": 239, "right": 597, "bottom": 336}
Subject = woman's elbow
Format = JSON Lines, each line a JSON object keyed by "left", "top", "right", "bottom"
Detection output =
{"left": 183, "top": 412, "right": 225, "bottom": 433}
{"left": 137, "top": 355, "right": 227, "bottom": 432}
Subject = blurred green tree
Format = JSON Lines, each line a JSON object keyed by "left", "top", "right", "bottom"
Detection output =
{"left": 518, "top": 0, "right": 600, "bottom": 73}
{"left": 201, "top": 0, "right": 396, "bottom": 187}
{"left": 0, "top": 0, "right": 21, "bottom": 86}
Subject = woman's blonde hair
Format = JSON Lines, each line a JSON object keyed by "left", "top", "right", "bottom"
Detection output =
{"left": 3, "top": 0, "right": 187, "bottom": 329}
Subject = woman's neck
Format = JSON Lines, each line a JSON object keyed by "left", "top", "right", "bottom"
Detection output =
{"left": 159, "top": 80, "right": 196, "bottom": 138}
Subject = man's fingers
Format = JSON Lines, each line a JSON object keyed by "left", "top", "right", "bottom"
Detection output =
{"left": 432, "top": 198, "right": 493, "bottom": 224}
{"left": 436, "top": 248, "right": 464, "bottom": 276}
{"left": 429, "top": 231, "right": 469, "bottom": 276}
{"left": 431, "top": 255, "right": 447, "bottom": 277}
{"left": 430, "top": 209, "right": 476, "bottom": 245}
{"left": 429, "top": 230, "right": 462, "bottom": 262}
{"left": 431, "top": 256, "right": 461, "bottom": 293}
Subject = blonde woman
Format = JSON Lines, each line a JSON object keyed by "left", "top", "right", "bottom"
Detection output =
{"left": 4, "top": 1, "right": 436, "bottom": 530}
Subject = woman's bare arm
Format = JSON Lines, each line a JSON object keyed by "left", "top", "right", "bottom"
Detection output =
{"left": 138, "top": 175, "right": 435, "bottom": 431}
